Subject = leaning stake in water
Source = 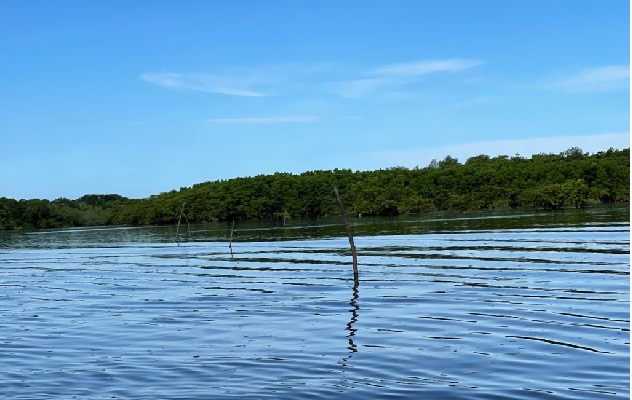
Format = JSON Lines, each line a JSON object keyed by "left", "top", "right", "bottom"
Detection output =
{"left": 175, "top": 202, "right": 190, "bottom": 244}
{"left": 229, "top": 220, "right": 235, "bottom": 257}
{"left": 334, "top": 185, "right": 359, "bottom": 283}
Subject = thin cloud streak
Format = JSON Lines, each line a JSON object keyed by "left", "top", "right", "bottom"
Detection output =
{"left": 371, "top": 59, "right": 484, "bottom": 76}
{"left": 141, "top": 59, "right": 484, "bottom": 99}
{"left": 208, "top": 115, "right": 363, "bottom": 124}
{"left": 208, "top": 116, "right": 322, "bottom": 124}
{"left": 140, "top": 62, "right": 336, "bottom": 97}
{"left": 330, "top": 58, "right": 484, "bottom": 98}
{"left": 548, "top": 65, "right": 630, "bottom": 93}
{"left": 140, "top": 72, "right": 270, "bottom": 97}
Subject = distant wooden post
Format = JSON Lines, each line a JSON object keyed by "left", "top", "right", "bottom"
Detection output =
{"left": 175, "top": 202, "right": 190, "bottom": 244}
{"left": 334, "top": 185, "right": 359, "bottom": 284}
{"left": 228, "top": 220, "right": 235, "bottom": 257}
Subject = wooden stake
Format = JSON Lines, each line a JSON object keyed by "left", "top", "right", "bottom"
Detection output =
{"left": 229, "top": 220, "right": 235, "bottom": 257}
{"left": 334, "top": 185, "right": 359, "bottom": 284}
{"left": 175, "top": 202, "right": 188, "bottom": 244}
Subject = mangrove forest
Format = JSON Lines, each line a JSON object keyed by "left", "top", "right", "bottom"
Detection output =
{"left": 1, "top": 147, "right": 629, "bottom": 230}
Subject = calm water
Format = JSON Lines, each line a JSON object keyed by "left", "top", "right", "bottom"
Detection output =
{"left": 1, "top": 205, "right": 629, "bottom": 399}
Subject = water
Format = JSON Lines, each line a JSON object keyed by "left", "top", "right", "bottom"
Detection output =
{"left": 1, "top": 205, "right": 629, "bottom": 399}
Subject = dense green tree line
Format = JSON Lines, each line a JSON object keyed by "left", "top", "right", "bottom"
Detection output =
{"left": 0, "top": 194, "right": 128, "bottom": 230}
{"left": 1, "top": 147, "right": 629, "bottom": 230}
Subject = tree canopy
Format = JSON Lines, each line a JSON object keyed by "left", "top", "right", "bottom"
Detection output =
{"left": 1, "top": 147, "right": 629, "bottom": 230}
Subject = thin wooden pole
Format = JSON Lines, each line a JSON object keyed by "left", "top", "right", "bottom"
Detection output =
{"left": 228, "top": 220, "right": 235, "bottom": 257}
{"left": 334, "top": 185, "right": 359, "bottom": 284}
{"left": 184, "top": 212, "right": 190, "bottom": 238}
{"left": 175, "top": 202, "right": 186, "bottom": 244}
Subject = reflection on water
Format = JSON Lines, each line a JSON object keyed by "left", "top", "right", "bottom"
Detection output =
{"left": 3, "top": 203, "right": 627, "bottom": 249}
{"left": 0, "top": 205, "right": 629, "bottom": 399}
{"left": 341, "top": 283, "right": 360, "bottom": 365}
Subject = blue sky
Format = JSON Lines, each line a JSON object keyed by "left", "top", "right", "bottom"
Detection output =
{"left": 1, "top": 1, "right": 629, "bottom": 200}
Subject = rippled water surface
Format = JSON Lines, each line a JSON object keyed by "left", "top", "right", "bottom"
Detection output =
{"left": 1, "top": 206, "right": 629, "bottom": 399}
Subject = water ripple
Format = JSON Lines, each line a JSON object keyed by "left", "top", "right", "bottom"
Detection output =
{"left": 0, "top": 213, "right": 629, "bottom": 399}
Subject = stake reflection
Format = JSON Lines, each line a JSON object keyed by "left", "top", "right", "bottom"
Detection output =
{"left": 340, "top": 282, "right": 360, "bottom": 366}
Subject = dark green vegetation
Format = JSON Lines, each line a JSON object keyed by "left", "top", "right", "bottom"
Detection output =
{"left": 0, "top": 195, "right": 127, "bottom": 230}
{"left": 1, "top": 147, "right": 629, "bottom": 230}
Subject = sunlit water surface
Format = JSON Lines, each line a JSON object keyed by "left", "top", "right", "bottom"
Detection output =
{"left": 1, "top": 206, "right": 629, "bottom": 399}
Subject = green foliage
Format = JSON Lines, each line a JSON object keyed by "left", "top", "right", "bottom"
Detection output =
{"left": 0, "top": 194, "right": 129, "bottom": 230}
{"left": 522, "top": 179, "right": 589, "bottom": 210}
{"left": 1, "top": 147, "right": 629, "bottom": 230}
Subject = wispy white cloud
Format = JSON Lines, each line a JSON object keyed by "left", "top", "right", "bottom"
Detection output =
{"left": 141, "top": 59, "right": 484, "bottom": 99}
{"left": 548, "top": 65, "right": 630, "bottom": 93}
{"left": 141, "top": 63, "right": 336, "bottom": 97}
{"left": 371, "top": 59, "right": 484, "bottom": 77}
{"left": 208, "top": 115, "right": 322, "bottom": 124}
{"left": 208, "top": 115, "right": 362, "bottom": 124}
{"left": 140, "top": 72, "right": 270, "bottom": 97}
{"left": 329, "top": 58, "right": 484, "bottom": 98}
{"left": 329, "top": 78, "right": 385, "bottom": 99}
{"left": 373, "top": 132, "right": 630, "bottom": 167}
